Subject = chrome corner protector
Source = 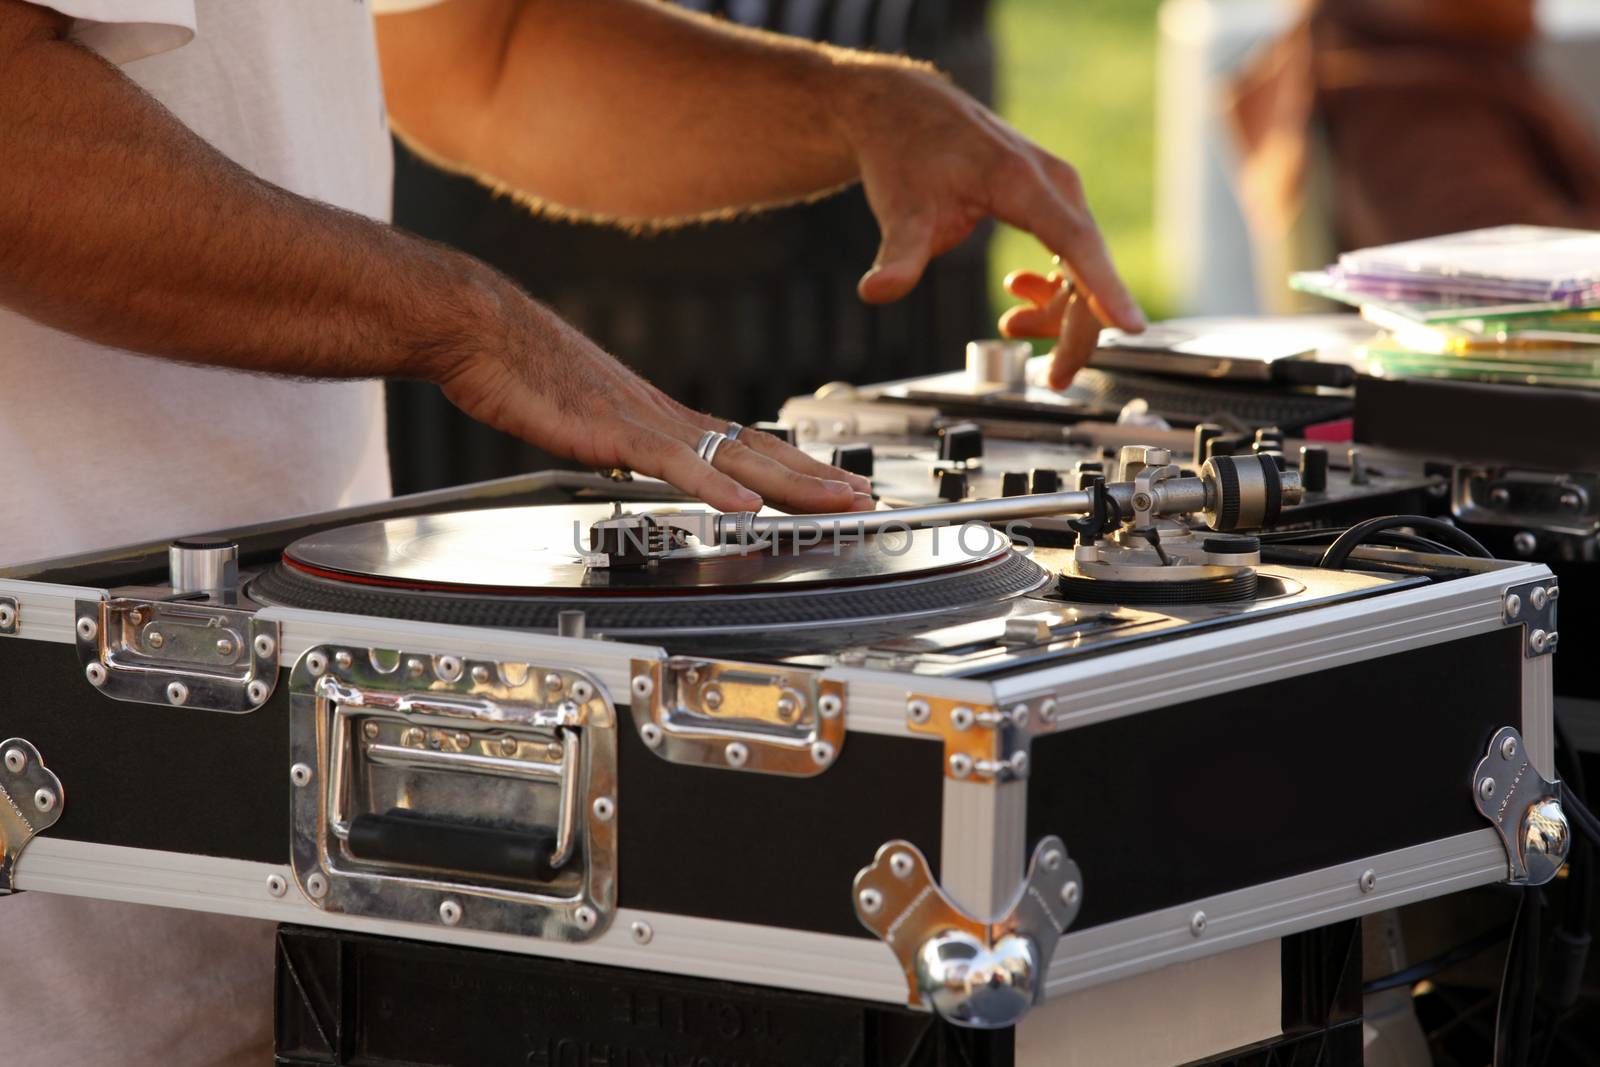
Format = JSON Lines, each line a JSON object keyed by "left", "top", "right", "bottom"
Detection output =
{"left": 0, "top": 739, "right": 64, "bottom": 894}
{"left": 1501, "top": 579, "right": 1558, "bottom": 658}
{"left": 1473, "top": 726, "right": 1569, "bottom": 886}
{"left": 626, "top": 656, "right": 845, "bottom": 777}
{"left": 74, "top": 597, "right": 279, "bottom": 713}
{"left": 0, "top": 596, "right": 17, "bottom": 636}
{"left": 853, "top": 836, "right": 1081, "bottom": 1028}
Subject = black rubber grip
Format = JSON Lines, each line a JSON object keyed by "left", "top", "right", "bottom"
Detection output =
{"left": 347, "top": 809, "right": 561, "bottom": 882}
{"left": 1257, "top": 454, "right": 1283, "bottom": 527}
{"left": 1212, "top": 456, "right": 1241, "bottom": 532}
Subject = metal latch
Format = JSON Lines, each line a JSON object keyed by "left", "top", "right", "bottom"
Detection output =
{"left": 853, "top": 836, "right": 1081, "bottom": 1028}
{"left": 628, "top": 657, "right": 845, "bottom": 776}
{"left": 74, "top": 597, "right": 279, "bottom": 712}
{"left": 1473, "top": 727, "right": 1570, "bottom": 886}
{"left": 1502, "top": 580, "right": 1558, "bottom": 658}
{"left": 0, "top": 740, "right": 63, "bottom": 894}
{"left": 290, "top": 647, "right": 617, "bottom": 940}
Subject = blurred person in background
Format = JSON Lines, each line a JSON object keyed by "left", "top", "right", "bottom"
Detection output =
{"left": 1230, "top": 0, "right": 1600, "bottom": 287}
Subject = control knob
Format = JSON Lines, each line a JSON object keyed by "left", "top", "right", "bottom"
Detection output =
{"left": 831, "top": 444, "right": 874, "bottom": 478}
{"left": 937, "top": 422, "right": 983, "bottom": 463}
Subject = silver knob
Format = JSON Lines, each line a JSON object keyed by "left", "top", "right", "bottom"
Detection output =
{"left": 966, "top": 340, "right": 1032, "bottom": 392}
{"left": 169, "top": 538, "right": 238, "bottom": 595}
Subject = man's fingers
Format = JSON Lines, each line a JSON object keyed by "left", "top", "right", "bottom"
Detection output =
{"left": 711, "top": 442, "right": 862, "bottom": 514}
{"left": 735, "top": 426, "right": 873, "bottom": 494}
{"left": 636, "top": 431, "right": 763, "bottom": 513}
{"left": 992, "top": 163, "right": 1145, "bottom": 334}
{"left": 999, "top": 268, "right": 1073, "bottom": 338}
{"left": 1003, "top": 269, "right": 1063, "bottom": 306}
{"left": 858, "top": 213, "right": 936, "bottom": 305}
{"left": 999, "top": 304, "right": 1058, "bottom": 339}
{"left": 1047, "top": 289, "right": 1105, "bottom": 391}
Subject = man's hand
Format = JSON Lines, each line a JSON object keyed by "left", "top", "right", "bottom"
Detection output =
{"left": 837, "top": 62, "right": 1146, "bottom": 356}
{"left": 996, "top": 267, "right": 1109, "bottom": 389}
{"left": 438, "top": 291, "right": 871, "bottom": 514}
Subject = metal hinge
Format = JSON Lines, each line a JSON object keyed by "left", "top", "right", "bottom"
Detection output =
{"left": 290, "top": 646, "right": 617, "bottom": 940}
{"left": 74, "top": 597, "right": 279, "bottom": 713}
{"left": 907, "top": 694, "right": 1041, "bottom": 782}
{"left": 628, "top": 657, "right": 845, "bottom": 776}
{"left": 853, "top": 836, "right": 1082, "bottom": 1028}
{"left": 0, "top": 740, "right": 63, "bottom": 894}
{"left": 1473, "top": 727, "right": 1570, "bottom": 886}
{"left": 1501, "top": 580, "right": 1559, "bottom": 658}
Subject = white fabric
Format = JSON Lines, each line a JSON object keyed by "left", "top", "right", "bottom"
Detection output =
{"left": 51, "top": 0, "right": 195, "bottom": 64}
{"left": 0, "top": 0, "right": 395, "bottom": 569}
{"left": 2, "top": 3, "right": 406, "bottom": 1064}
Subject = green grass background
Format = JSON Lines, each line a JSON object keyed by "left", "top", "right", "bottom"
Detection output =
{"left": 988, "top": 0, "right": 1170, "bottom": 323}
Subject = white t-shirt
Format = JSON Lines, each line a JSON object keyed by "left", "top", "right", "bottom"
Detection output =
{"left": 2, "top": 3, "right": 429, "bottom": 1063}
{"left": 0, "top": 0, "right": 400, "bottom": 567}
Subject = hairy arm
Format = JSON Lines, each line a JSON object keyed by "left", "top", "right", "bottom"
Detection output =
{"left": 0, "top": 0, "right": 866, "bottom": 512}
{"left": 0, "top": 3, "right": 494, "bottom": 381}
{"left": 377, "top": 0, "right": 1145, "bottom": 333}
{"left": 377, "top": 0, "right": 857, "bottom": 223}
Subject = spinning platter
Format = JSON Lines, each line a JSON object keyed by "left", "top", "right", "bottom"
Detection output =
{"left": 251, "top": 504, "right": 1050, "bottom": 641}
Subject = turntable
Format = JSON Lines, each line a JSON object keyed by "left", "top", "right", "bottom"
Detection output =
{"left": 0, "top": 442, "right": 1570, "bottom": 1060}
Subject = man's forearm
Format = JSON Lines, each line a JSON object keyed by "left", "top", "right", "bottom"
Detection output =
{"left": 0, "top": 5, "right": 516, "bottom": 382}
{"left": 378, "top": 0, "right": 885, "bottom": 224}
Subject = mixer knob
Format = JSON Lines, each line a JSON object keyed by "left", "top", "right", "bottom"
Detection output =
{"left": 936, "top": 422, "right": 983, "bottom": 463}
{"left": 1029, "top": 468, "right": 1061, "bottom": 494}
{"left": 1000, "top": 471, "right": 1029, "bottom": 497}
{"left": 1253, "top": 426, "right": 1285, "bottom": 453}
{"left": 1298, "top": 446, "right": 1329, "bottom": 493}
{"left": 937, "top": 468, "right": 968, "bottom": 501}
{"left": 1071, "top": 461, "right": 1103, "bottom": 490}
{"left": 830, "top": 444, "right": 874, "bottom": 478}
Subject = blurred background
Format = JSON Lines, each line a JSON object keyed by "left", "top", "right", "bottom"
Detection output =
{"left": 387, "top": 0, "right": 1600, "bottom": 494}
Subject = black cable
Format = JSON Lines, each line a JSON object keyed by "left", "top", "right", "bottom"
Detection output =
{"left": 1362, "top": 921, "right": 1513, "bottom": 994}
{"left": 1494, "top": 888, "right": 1542, "bottom": 1067}
{"left": 1319, "top": 515, "right": 1493, "bottom": 569}
{"left": 1565, "top": 782, "right": 1600, "bottom": 847}
{"left": 1259, "top": 528, "right": 1464, "bottom": 555}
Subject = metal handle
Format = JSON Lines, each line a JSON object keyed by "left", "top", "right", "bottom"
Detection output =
{"left": 316, "top": 675, "right": 579, "bottom": 729}
{"left": 359, "top": 738, "right": 582, "bottom": 866}
{"left": 362, "top": 742, "right": 566, "bottom": 783}
{"left": 327, "top": 705, "right": 581, "bottom": 870}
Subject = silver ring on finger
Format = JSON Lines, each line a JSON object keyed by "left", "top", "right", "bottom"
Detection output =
{"left": 694, "top": 429, "right": 729, "bottom": 465}
{"left": 724, "top": 421, "right": 744, "bottom": 441}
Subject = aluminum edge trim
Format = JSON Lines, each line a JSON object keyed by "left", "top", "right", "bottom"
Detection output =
{"left": 14, "top": 837, "right": 909, "bottom": 1005}
{"left": 993, "top": 564, "right": 1555, "bottom": 732}
{"left": 1522, "top": 652, "right": 1555, "bottom": 778}
{"left": 1043, "top": 828, "right": 1506, "bottom": 998}
{"left": 266, "top": 607, "right": 968, "bottom": 739}
{"left": 940, "top": 777, "right": 1027, "bottom": 918}
{"left": 0, "top": 580, "right": 105, "bottom": 644}
{"left": 824, "top": 666, "right": 994, "bottom": 738}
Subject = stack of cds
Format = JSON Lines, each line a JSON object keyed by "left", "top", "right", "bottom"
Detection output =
{"left": 1290, "top": 226, "right": 1600, "bottom": 389}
